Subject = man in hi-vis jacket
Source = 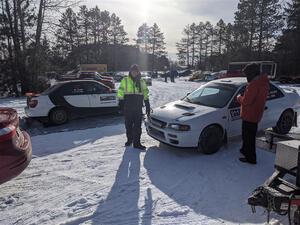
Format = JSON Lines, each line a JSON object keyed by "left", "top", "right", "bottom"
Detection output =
{"left": 118, "top": 64, "right": 150, "bottom": 150}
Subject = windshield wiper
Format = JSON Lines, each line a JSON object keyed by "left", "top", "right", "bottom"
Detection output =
{"left": 185, "top": 97, "right": 192, "bottom": 103}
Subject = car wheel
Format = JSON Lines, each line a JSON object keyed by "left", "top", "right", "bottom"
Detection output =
{"left": 273, "top": 110, "right": 294, "bottom": 134}
{"left": 198, "top": 125, "right": 223, "bottom": 154}
{"left": 49, "top": 108, "right": 68, "bottom": 125}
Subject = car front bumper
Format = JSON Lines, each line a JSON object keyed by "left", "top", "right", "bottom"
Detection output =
{"left": 144, "top": 118, "right": 199, "bottom": 148}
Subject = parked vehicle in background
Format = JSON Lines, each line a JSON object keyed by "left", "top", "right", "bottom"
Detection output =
{"left": 214, "top": 70, "right": 227, "bottom": 79}
{"left": 114, "top": 71, "right": 128, "bottom": 82}
{"left": 79, "top": 64, "right": 107, "bottom": 74}
{"left": 189, "top": 71, "right": 213, "bottom": 81}
{"left": 25, "top": 80, "right": 119, "bottom": 125}
{"left": 141, "top": 71, "right": 153, "bottom": 86}
{"left": 101, "top": 71, "right": 115, "bottom": 78}
{"left": 157, "top": 71, "right": 167, "bottom": 78}
{"left": 145, "top": 77, "right": 300, "bottom": 154}
{"left": 0, "top": 108, "right": 32, "bottom": 184}
{"left": 151, "top": 71, "right": 158, "bottom": 78}
{"left": 58, "top": 71, "right": 115, "bottom": 89}
{"left": 225, "top": 61, "right": 277, "bottom": 79}
{"left": 274, "top": 75, "right": 300, "bottom": 84}
{"left": 178, "top": 69, "right": 192, "bottom": 77}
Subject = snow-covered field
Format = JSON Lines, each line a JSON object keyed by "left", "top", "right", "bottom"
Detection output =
{"left": 0, "top": 79, "right": 296, "bottom": 225}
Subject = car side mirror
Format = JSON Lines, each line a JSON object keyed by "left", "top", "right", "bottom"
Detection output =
{"left": 186, "top": 92, "right": 190, "bottom": 96}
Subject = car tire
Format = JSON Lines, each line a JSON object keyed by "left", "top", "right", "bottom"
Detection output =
{"left": 198, "top": 125, "right": 223, "bottom": 154}
{"left": 49, "top": 108, "right": 68, "bottom": 125}
{"left": 273, "top": 110, "right": 294, "bottom": 134}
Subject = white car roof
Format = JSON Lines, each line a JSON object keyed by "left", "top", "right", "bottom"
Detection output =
{"left": 212, "top": 77, "right": 248, "bottom": 87}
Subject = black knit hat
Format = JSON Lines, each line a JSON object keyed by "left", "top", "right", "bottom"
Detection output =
{"left": 243, "top": 63, "right": 260, "bottom": 82}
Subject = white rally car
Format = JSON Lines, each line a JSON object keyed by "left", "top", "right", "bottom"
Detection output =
{"left": 25, "top": 80, "right": 119, "bottom": 125}
{"left": 145, "top": 77, "right": 300, "bottom": 154}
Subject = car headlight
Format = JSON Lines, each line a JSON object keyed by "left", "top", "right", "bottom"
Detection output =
{"left": 168, "top": 123, "right": 190, "bottom": 131}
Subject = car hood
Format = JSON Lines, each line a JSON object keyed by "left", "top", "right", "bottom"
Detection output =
{"left": 151, "top": 100, "right": 217, "bottom": 123}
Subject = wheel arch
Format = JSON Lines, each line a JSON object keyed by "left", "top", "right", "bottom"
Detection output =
{"left": 199, "top": 123, "right": 225, "bottom": 140}
{"left": 48, "top": 106, "right": 69, "bottom": 118}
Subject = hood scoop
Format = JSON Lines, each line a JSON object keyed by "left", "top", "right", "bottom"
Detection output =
{"left": 182, "top": 112, "right": 195, "bottom": 116}
{"left": 174, "top": 104, "right": 195, "bottom": 110}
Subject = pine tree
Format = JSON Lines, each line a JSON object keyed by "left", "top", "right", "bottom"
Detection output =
{"left": 77, "top": 5, "right": 90, "bottom": 46}
{"left": 275, "top": 0, "right": 300, "bottom": 75}
{"left": 99, "top": 10, "right": 110, "bottom": 44}
{"left": 196, "top": 22, "right": 206, "bottom": 68}
{"left": 203, "top": 21, "right": 213, "bottom": 69}
{"left": 234, "top": 0, "right": 283, "bottom": 59}
{"left": 176, "top": 25, "right": 191, "bottom": 67}
{"left": 148, "top": 23, "right": 166, "bottom": 70}
{"left": 56, "top": 8, "right": 79, "bottom": 58}
{"left": 89, "top": 6, "right": 101, "bottom": 44}
{"left": 189, "top": 23, "right": 197, "bottom": 67}
{"left": 256, "top": 0, "right": 283, "bottom": 58}
{"left": 136, "top": 23, "right": 150, "bottom": 53}
{"left": 110, "top": 13, "right": 128, "bottom": 70}
{"left": 215, "top": 19, "right": 227, "bottom": 55}
{"left": 110, "top": 13, "right": 128, "bottom": 45}
{"left": 234, "top": 0, "right": 258, "bottom": 57}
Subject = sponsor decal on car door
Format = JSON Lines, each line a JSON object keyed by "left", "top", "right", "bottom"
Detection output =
{"left": 227, "top": 86, "right": 245, "bottom": 137}
{"left": 85, "top": 82, "right": 118, "bottom": 108}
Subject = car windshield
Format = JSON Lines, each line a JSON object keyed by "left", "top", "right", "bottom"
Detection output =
{"left": 184, "top": 83, "right": 237, "bottom": 108}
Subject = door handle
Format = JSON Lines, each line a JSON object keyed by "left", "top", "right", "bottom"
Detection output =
{"left": 265, "top": 106, "right": 268, "bottom": 110}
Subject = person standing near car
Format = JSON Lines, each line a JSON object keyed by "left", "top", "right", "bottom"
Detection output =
{"left": 237, "top": 63, "right": 269, "bottom": 164}
{"left": 118, "top": 64, "right": 150, "bottom": 150}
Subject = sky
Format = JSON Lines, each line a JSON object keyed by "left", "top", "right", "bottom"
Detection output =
{"left": 81, "top": 0, "right": 239, "bottom": 60}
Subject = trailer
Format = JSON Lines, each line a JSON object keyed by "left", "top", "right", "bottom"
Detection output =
{"left": 249, "top": 136, "right": 300, "bottom": 224}
{"left": 225, "top": 61, "right": 277, "bottom": 79}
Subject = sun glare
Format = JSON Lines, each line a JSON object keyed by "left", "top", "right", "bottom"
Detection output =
{"left": 139, "top": 0, "right": 150, "bottom": 20}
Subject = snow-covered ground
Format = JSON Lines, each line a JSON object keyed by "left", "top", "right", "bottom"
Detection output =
{"left": 0, "top": 79, "right": 297, "bottom": 225}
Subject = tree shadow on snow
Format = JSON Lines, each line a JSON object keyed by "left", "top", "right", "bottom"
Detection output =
{"left": 143, "top": 144, "right": 274, "bottom": 224}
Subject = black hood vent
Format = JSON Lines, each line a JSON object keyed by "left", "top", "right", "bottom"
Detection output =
{"left": 182, "top": 112, "right": 195, "bottom": 116}
{"left": 174, "top": 104, "right": 195, "bottom": 110}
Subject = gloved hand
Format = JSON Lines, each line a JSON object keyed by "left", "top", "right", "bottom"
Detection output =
{"left": 145, "top": 100, "right": 151, "bottom": 117}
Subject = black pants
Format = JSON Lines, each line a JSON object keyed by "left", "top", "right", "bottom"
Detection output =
{"left": 124, "top": 111, "right": 143, "bottom": 146}
{"left": 241, "top": 120, "right": 258, "bottom": 162}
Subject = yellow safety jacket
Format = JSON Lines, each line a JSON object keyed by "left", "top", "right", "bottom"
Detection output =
{"left": 117, "top": 76, "right": 149, "bottom": 113}
{"left": 117, "top": 76, "right": 149, "bottom": 100}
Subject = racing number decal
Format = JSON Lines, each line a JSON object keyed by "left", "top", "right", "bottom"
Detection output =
{"left": 230, "top": 108, "right": 241, "bottom": 121}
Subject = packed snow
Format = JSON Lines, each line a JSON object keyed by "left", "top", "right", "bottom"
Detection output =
{"left": 0, "top": 78, "right": 299, "bottom": 225}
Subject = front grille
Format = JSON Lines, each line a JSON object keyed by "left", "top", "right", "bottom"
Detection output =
{"left": 150, "top": 117, "right": 167, "bottom": 128}
{"left": 149, "top": 126, "right": 165, "bottom": 139}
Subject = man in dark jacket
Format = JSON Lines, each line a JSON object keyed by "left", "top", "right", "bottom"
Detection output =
{"left": 237, "top": 63, "right": 269, "bottom": 164}
{"left": 118, "top": 64, "right": 150, "bottom": 150}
